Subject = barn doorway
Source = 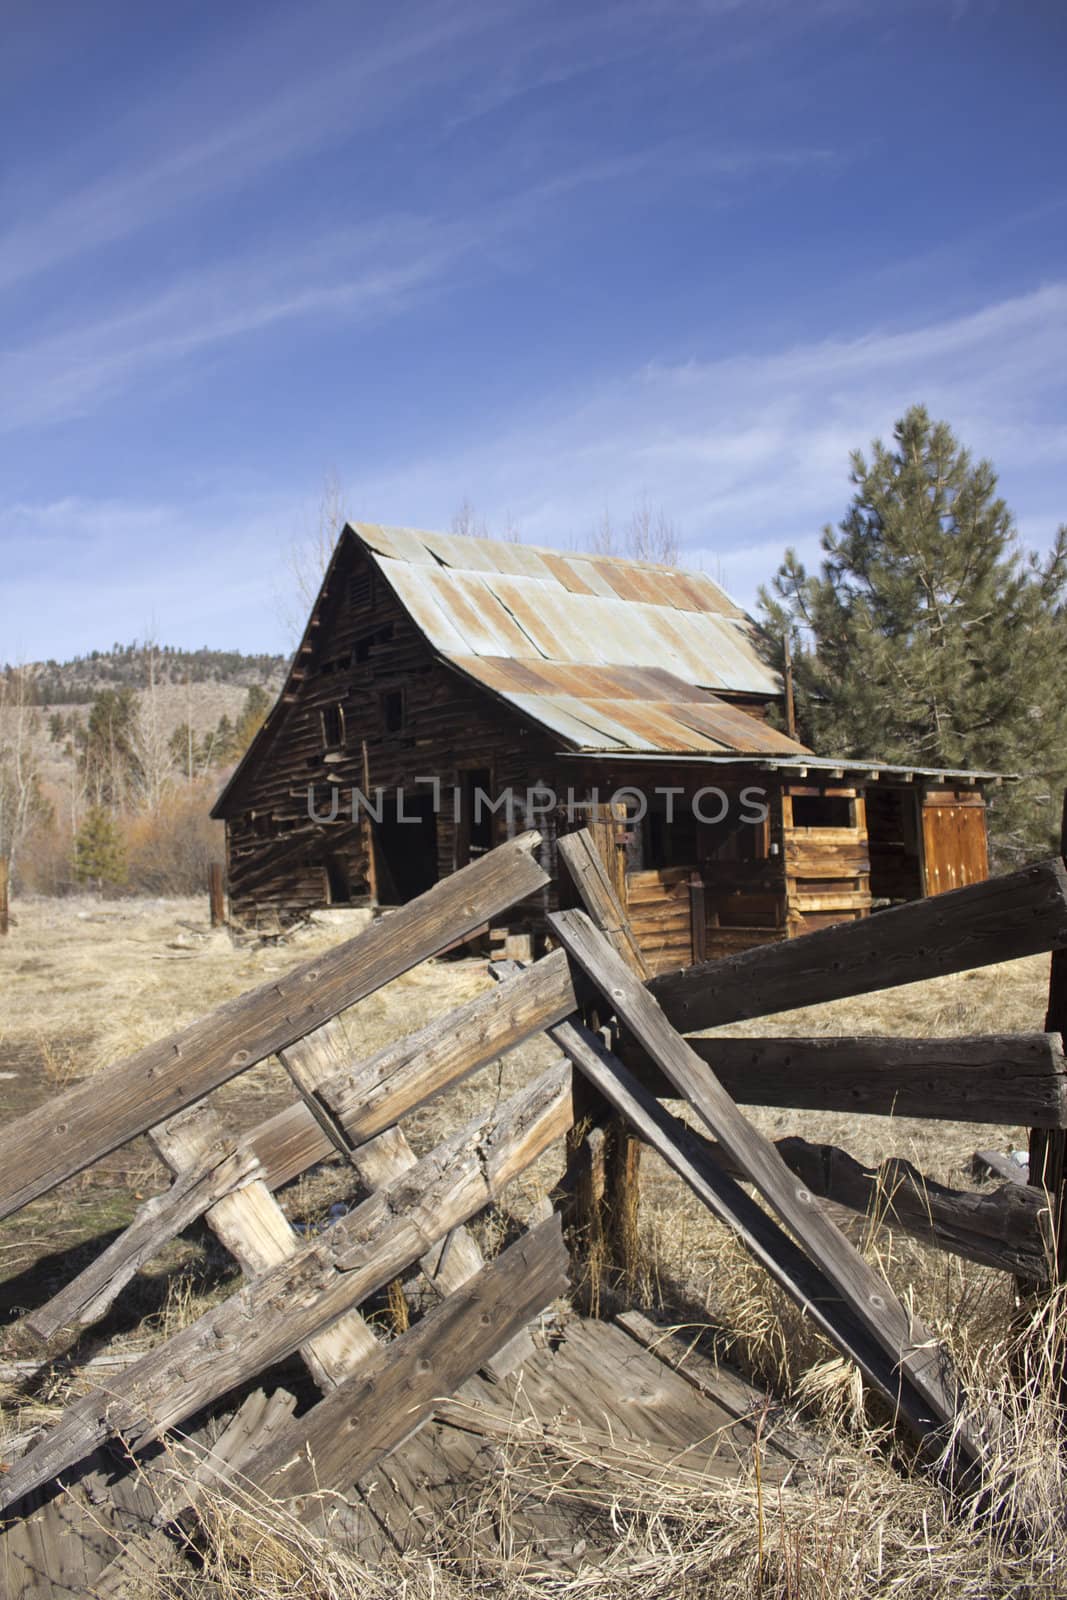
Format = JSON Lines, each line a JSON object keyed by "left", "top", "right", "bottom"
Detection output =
{"left": 865, "top": 785, "right": 923, "bottom": 906}
{"left": 373, "top": 793, "right": 439, "bottom": 904}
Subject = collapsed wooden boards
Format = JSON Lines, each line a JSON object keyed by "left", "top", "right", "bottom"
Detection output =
{"left": 551, "top": 909, "right": 989, "bottom": 1464}
{"left": 22, "top": 953, "right": 581, "bottom": 1345}
{"left": 0, "top": 830, "right": 549, "bottom": 1219}
{"left": 0, "top": 1061, "right": 575, "bottom": 1511}
{"left": 544, "top": 1011, "right": 940, "bottom": 1442}
{"left": 679, "top": 1032, "right": 1067, "bottom": 1127}
{"left": 226, "top": 1217, "right": 569, "bottom": 1514}
{"left": 649, "top": 857, "right": 1067, "bottom": 1033}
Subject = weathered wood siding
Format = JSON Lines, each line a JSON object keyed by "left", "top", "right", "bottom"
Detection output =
{"left": 221, "top": 542, "right": 561, "bottom": 926}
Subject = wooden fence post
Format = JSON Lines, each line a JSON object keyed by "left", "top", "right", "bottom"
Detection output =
{"left": 1028, "top": 792, "right": 1067, "bottom": 1290}
{"left": 557, "top": 820, "right": 645, "bottom": 1304}
{"left": 208, "top": 862, "right": 226, "bottom": 929}
{"left": 0, "top": 856, "right": 8, "bottom": 936}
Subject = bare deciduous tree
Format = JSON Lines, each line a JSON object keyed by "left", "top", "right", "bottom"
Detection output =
{"left": 130, "top": 643, "right": 175, "bottom": 813}
{"left": 278, "top": 469, "right": 350, "bottom": 643}
{"left": 585, "top": 497, "right": 680, "bottom": 564}
{"left": 0, "top": 664, "right": 48, "bottom": 875}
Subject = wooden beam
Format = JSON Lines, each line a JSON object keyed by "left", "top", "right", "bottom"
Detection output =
{"left": 151, "top": 1103, "right": 380, "bottom": 1387}
{"left": 24, "top": 1142, "right": 261, "bottom": 1341}
{"left": 208, "top": 862, "right": 226, "bottom": 928}
{"left": 1028, "top": 794, "right": 1067, "bottom": 1291}
{"left": 649, "top": 857, "right": 1067, "bottom": 1033}
{"left": 319, "top": 947, "right": 577, "bottom": 1141}
{"left": 556, "top": 828, "right": 649, "bottom": 978}
{"left": 546, "top": 1012, "right": 941, "bottom": 1445}
{"left": 550, "top": 908, "right": 987, "bottom": 1464}
{"left": 0, "top": 830, "right": 549, "bottom": 1220}
{"left": 281, "top": 1016, "right": 534, "bottom": 1376}
{"left": 0, "top": 1061, "right": 575, "bottom": 1511}
{"left": 232, "top": 1217, "right": 568, "bottom": 1515}
{"left": 677, "top": 1032, "right": 1067, "bottom": 1127}
{"left": 698, "top": 1134, "right": 1052, "bottom": 1281}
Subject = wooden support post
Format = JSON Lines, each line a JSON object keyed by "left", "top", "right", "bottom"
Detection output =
{"left": 208, "top": 862, "right": 226, "bottom": 928}
{"left": 0, "top": 854, "right": 8, "bottom": 936}
{"left": 1027, "top": 792, "right": 1067, "bottom": 1290}
{"left": 688, "top": 870, "right": 706, "bottom": 966}
{"left": 557, "top": 825, "right": 647, "bottom": 1304}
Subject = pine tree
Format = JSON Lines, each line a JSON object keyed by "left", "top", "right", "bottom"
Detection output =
{"left": 759, "top": 405, "right": 1067, "bottom": 864}
{"left": 73, "top": 806, "right": 126, "bottom": 890}
{"left": 233, "top": 686, "right": 271, "bottom": 755}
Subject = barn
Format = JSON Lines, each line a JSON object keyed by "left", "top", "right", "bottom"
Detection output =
{"left": 212, "top": 524, "right": 998, "bottom": 972}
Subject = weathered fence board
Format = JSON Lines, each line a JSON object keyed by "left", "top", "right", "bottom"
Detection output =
{"left": 649, "top": 857, "right": 1067, "bottom": 1032}
{"left": 544, "top": 1010, "right": 939, "bottom": 1442}
{"left": 551, "top": 908, "right": 988, "bottom": 1462}
{"left": 0, "top": 1062, "right": 574, "bottom": 1511}
{"left": 237, "top": 1217, "right": 568, "bottom": 1512}
{"left": 679, "top": 1032, "right": 1067, "bottom": 1127}
{"left": 0, "top": 831, "right": 548, "bottom": 1219}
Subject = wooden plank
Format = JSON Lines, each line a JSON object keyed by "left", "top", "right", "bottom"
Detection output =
{"left": 697, "top": 1134, "right": 1052, "bottom": 1280}
{"left": 649, "top": 857, "right": 1067, "bottom": 1033}
{"left": 1028, "top": 795, "right": 1067, "bottom": 1291}
{"left": 226, "top": 1218, "right": 568, "bottom": 1514}
{"left": 0, "top": 832, "right": 549, "bottom": 1221}
{"left": 557, "top": 827, "right": 650, "bottom": 977}
{"left": 0, "top": 1061, "right": 575, "bottom": 1511}
{"left": 689, "top": 871, "right": 707, "bottom": 965}
{"left": 615, "top": 1309, "right": 820, "bottom": 1464}
{"left": 319, "top": 948, "right": 577, "bottom": 1140}
{"left": 152, "top": 1102, "right": 381, "bottom": 1387}
{"left": 679, "top": 1032, "right": 1067, "bottom": 1127}
{"left": 24, "top": 1141, "right": 261, "bottom": 1340}
{"left": 550, "top": 909, "right": 987, "bottom": 1463}
{"left": 281, "top": 1017, "right": 534, "bottom": 1376}
{"left": 519, "top": 1012, "right": 940, "bottom": 1443}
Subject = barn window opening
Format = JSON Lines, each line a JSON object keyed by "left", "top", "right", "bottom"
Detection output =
{"left": 381, "top": 688, "right": 405, "bottom": 734}
{"left": 321, "top": 704, "right": 345, "bottom": 749}
{"left": 790, "top": 794, "right": 853, "bottom": 828}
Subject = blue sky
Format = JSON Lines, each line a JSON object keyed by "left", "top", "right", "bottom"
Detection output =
{"left": 3, "top": 0, "right": 1065, "bottom": 661}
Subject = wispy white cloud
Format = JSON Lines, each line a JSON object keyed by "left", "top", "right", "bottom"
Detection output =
{"left": 335, "top": 282, "right": 1067, "bottom": 605}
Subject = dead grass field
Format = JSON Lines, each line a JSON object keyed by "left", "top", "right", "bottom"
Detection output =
{"left": 1, "top": 895, "right": 1064, "bottom": 1597}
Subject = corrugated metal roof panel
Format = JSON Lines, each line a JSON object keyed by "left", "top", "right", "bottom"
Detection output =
{"left": 375, "top": 560, "right": 473, "bottom": 655}
{"left": 357, "top": 522, "right": 782, "bottom": 741}
{"left": 447, "top": 655, "right": 809, "bottom": 758}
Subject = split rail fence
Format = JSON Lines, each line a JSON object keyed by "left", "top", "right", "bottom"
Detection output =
{"left": 2, "top": 818, "right": 1067, "bottom": 1585}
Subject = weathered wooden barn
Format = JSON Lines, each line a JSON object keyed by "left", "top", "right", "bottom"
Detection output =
{"left": 212, "top": 524, "right": 998, "bottom": 972}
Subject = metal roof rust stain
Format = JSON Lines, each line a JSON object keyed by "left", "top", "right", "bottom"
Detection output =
{"left": 353, "top": 523, "right": 800, "bottom": 756}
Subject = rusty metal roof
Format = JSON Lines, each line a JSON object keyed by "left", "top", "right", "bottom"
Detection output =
{"left": 353, "top": 523, "right": 801, "bottom": 756}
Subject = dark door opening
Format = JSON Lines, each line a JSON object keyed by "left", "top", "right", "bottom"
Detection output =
{"left": 455, "top": 768, "right": 493, "bottom": 867}
{"left": 866, "top": 786, "right": 922, "bottom": 905}
{"left": 323, "top": 853, "right": 352, "bottom": 905}
{"left": 374, "top": 793, "right": 439, "bottom": 904}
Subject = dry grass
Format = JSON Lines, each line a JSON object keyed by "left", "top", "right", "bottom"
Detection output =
{"left": 1, "top": 897, "right": 1066, "bottom": 1595}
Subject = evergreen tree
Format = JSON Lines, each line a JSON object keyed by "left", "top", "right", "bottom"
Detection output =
{"left": 759, "top": 405, "right": 1067, "bottom": 864}
{"left": 73, "top": 806, "right": 126, "bottom": 890}
{"left": 233, "top": 685, "right": 271, "bottom": 755}
{"left": 80, "top": 687, "right": 141, "bottom": 805}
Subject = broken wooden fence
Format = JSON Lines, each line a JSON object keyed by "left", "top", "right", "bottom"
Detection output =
{"left": 2, "top": 829, "right": 1067, "bottom": 1553}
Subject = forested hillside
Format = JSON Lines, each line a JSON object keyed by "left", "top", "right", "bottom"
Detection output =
{"left": 0, "top": 642, "right": 287, "bottom": 898}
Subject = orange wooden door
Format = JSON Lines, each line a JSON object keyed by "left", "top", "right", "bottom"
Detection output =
{"left": 921, "top": 800, "right": 989, "bottom": 895}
